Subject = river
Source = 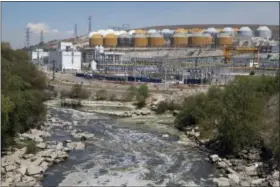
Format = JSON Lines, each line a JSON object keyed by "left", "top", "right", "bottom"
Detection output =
{"left": 42, "top": 107, "right": 218, "bottom": 186}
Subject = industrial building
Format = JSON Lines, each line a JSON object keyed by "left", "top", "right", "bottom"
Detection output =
{"left": 48, "top": 42, "right": 81, "bottom": 72}
{"left": 29, "top": 49, "right": 49, "bottom": 65}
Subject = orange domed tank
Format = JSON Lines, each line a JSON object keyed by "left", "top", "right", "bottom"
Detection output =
{"left": 216, "top": 33, "right": 233, "bottom": 47}
{"left": 133, "top": 34, "right": 148, "bottom": 47}
{"left": 89, "top": 34, "right": 103, "bottom": 47}
{"left": 175, "top": 28, "right": 186, "bottom": 33}
{"left": 104, "top": 33, "right": 117, "bottom": 47}
{"left": 148, "top": 33, "right": 165, "bottom": 47}
{"left": 189, "top": 33, "right": 205, "bottom": 47}
{"left": 171, "top": 33, "right": 188, "bottom": 47}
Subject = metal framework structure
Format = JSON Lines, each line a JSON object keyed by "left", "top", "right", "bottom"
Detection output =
{"left": 25, "top": 27, "right": 30, "bottom": 48}
{"left": 40, "top": 30, "right": 44, "bottom": 44}
{"left": 88, "top": 16, "right": 92, "bottom": 34}
{"left": 74, "top": 24, "right": 78, "bottom": 39}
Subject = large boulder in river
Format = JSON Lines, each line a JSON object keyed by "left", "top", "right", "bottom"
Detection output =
{"left": 209, "top": 154, "right": 221, "bottom": 163}
{"left": 26, "top": 165, "right": 44, "bottom": 176}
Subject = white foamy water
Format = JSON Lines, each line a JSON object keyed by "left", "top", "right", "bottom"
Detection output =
{"left": 43, "top": 108, "right": 216, "bottom": 187}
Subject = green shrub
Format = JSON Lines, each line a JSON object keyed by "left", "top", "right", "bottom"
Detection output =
{"left": 156, "top": 101, "right": 167, "bottom": 114}
{"left": 135, "top": 84, "right": 149, "bottom": 108}
{"left": 137, "top": 84, "right": 149, "bottom": 100}
{"left": 25, "top": 140, "right": 38, "bottom": 154}
{"left": 70, "top": 84, "right": 90, "bottom": 99}
{"left": 250, "top": 71, "right": 255, "bottom": 76}
{"left": 96, "top": 89, "right": 107, "bottom": 100}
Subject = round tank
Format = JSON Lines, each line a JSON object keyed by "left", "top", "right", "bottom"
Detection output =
{"left": 161, "top": 29, "right": 173, "bottom": 40}
{"left": 191, "top": 28, "right": 201, "bottom": 33}
{"left": 135, "top": 29, "right": 146, "bottom": 34}
{"left": 171, "top": 33, "right": 188, "bottom": 47}
{"left": 104, "top": 33, "right": 117, "bottom": 47}
{"left": 128, "top": 30, "right": 136, "bottom": 35}
{"left": 216, "top": 33, "right": 233, "bottom": 47}
{"left": 221, "top": 27, "right": 234, "bottom": 36}
{"left": 203, "top": 33, "right": 212, "bottom": 45}
{"left": 238, "top": 27, "right": 253, "bottom": 37}
{"left": 148, "top": 29, "right": 157, "bottom": 34}
{"left": 255, "top": 26, "right": 272, "bottom": 38}
{"left": 189, "top": 33, "right": 206, "bottom": 47}
{"left": 89, "top": 31, "right": 97, "bottom": 38}
{"left": 117, "top": 33, "right": 132, "bottom": 47}
{"left": 148, "top": 33, "right": 164, "bottom": 47}
{"left": 133, "top": 33, "right": 148, "bottom": 47}
{"left": 175, "top": 28, "right": 186, "bottom": 33}
{"left": 89, "top": 34, "right": 103, "bottom": 47}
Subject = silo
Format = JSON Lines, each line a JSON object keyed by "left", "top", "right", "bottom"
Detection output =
{"left": 161, "top": 29, "right": 173, "bottom": 41}
{"left": 238, "top": 27, "right": 253, "bottom": 37}
{"left": 216, "top": 33, "right": 233, "bottom": 47}
{"left": 175, "top": 28, "right": 186, "bottom": 33}
{"left": 148, "top": 29, "right": 157, "bottom": 35}
{"left": 128, "top": 30, "right": 136, "bottom": 35}
{"left": 221, "top": 27, "right": 234, "bottom": 36}
{"left": 133, "top": 33, "right": 148, "bottom": 47}
{"left": 203, "top": 33, "right": 212, "bottom": 46}
{"left": 191, "top": 28, "right": 201, "bottom": 33}
{"left": 104, "top": 33, "right": 117, "bottom": 47}
{"left": 171, "top": 33, "right": 188, "bottom": 47}
{"left": 255, "top": 26, "right": 272, "bottom": 39}
{"left": 189, "top": 33, "right": 205, "bottom": 47}
{"left": 135, "top": 29, "right": 146, "bottom": 34}
{"left": 148, "top": 33, "right": 165, "bottom": 47}
{"left": 89, "top": 34, "right": 103, "bottom": 47}
{"left": 117, "top": 33, "right": 132, "bottom": 47}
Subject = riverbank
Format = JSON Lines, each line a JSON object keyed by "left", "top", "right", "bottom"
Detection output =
{"left": 2, "top": 98, "right": 279, "bottom": 187}
{"left": 182, "top": 125, "right": 279, "bottom": 187}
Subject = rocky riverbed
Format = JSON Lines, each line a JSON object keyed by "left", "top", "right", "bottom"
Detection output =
{"left": 183, "top": 125, "right": 280, "bottom": 187}
{"left": 2, "top": 98, "right": 279, "bottom": 187}
{"left": 1, "top": 106, "right": 219, "bottom": 186}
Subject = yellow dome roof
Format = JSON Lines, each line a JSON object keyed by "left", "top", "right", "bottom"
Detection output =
{"left": 91, "top": 34, "right": 103, "bottom": 38}
{"left": 104, "top": 33, "right": 117, "bottom": 38}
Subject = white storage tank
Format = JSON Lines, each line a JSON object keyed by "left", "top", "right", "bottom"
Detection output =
{"left": 221, "top": 27, "right": 234, "bottom": 36}
{"left": 161, "top": 29, "right": 173, "bottom": 41}
{"left": 255, "top": 26, "right": 272, "bottom": 39}
{"left": 238, "top": 27, "right": 253, "bottom": 37}
{"left": 147, "top": 29, "right": 157, "bottom": 35}
{"left": 204, "top": 27, "right": 218, "bottom": 37}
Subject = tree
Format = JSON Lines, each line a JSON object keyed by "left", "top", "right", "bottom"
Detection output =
{"left": 135, "top": 84, "right": 149, "bottom": 108}
{"left": 1, "top": 42, "right": 46, "bottom": 149}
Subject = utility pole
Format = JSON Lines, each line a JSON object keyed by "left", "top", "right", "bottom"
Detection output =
{"left": 164, "top": 57, "right": 168, "bottom": 90}
{"left": 52, "top": 60, "right": 55, "bottom": 80}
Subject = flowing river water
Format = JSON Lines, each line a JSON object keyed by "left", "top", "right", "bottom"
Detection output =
{"left": 42, "top": 107, "right": 218, "bottom": 186}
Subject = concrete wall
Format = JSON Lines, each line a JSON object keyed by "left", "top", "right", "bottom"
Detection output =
{"left": 61, "top": 51, "right": 81, "bottom": 71}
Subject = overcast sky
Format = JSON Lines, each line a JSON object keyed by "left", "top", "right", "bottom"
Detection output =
{"left": 2, "top": 2, "right": 279, "bottom": 49}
